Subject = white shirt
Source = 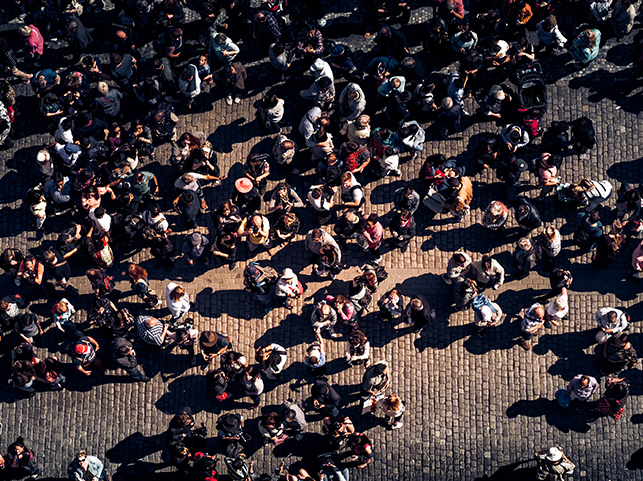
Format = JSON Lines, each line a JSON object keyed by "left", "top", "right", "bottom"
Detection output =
{"left": 546, "top": 293, "right": 569, "bottom": 320}
{"left": 89, "top": 209, "right": 112, "bottom": 234}
{"left": 166, "top": 282, "right": 190, "bottom": 319}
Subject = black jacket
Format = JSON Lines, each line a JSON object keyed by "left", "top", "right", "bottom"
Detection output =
{"left": 516, "top": 198, "right": 542, "bottom": 232}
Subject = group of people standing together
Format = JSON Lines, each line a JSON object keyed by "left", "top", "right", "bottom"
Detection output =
{"left": 0, "top": 0, "right": 642, "bottom": 478}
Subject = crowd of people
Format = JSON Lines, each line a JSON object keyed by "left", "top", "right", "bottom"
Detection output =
{"left": 0, "top": 0, "right": 642, "bottom": 479}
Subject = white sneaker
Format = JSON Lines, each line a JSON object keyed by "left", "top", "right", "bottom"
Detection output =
{"left": 374, "top": 256, "right": 383, "bottom": 264}
{"left": 225, "top": 95, "right": 233, "bottom": 105}
{"left": 234, "top": 96, "right": 241, "bottom": 104}
{"left": 391, "top": 422, "right": 403, "bottom": 430}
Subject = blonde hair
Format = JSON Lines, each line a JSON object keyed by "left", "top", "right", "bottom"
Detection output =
{"left": 97, "top": 82, "right": 109, "bottom": 96}
{"left": 171, "top": 285, "right": 186, "bottom": 301}
{"left": 19, "top": 26, "right": 33, "bottom": 37}
{"left": 57, "top": 300, "right": 69, "bottom": 313}
{"left": 388, "top": 395, "right": 402, "bottom": 410}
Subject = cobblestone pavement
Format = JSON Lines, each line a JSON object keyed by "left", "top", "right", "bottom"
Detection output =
{"left": 0, "top": 1, "right": 642, "bottom": 480}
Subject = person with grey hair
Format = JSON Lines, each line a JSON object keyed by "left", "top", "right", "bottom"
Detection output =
{"left": 595, "top": 307, "right": 628, "bottom": 344}
{"left": 209, "top": 33, "right": 240, "bottom": 65}
{"left": 338, "top": 82, "right": 366, "bottom": 122}
{"left": 92, "top": 82, "right": 123, "bottom": 119}
{"left": 436, "top": 97, "right": 462, "bottom": 139}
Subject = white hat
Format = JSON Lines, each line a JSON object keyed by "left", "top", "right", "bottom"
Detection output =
{"left": 282, "top": 268, "right": 296, "bottom": 279}
{"left": 310, "top": 58, "right": 326, "bottom": 73}
{"left": 545, "top": 447, "right": 562, "bottom": 462}
{"left": 479, "top": 305, "right": 493, "bottom": 322}
{"left": 36, "top": 150, "right": 50, "bottom": 163}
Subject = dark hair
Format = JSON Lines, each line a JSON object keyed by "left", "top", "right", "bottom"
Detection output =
{"left": 318, "top": 76, "right": 332, "bottom": 90}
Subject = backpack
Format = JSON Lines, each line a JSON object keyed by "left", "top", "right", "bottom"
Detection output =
{"left": 344, "top": 147, "right": 367, "bottom": 172}
{"left": 573, "top": 228, "right": 592, "bottom": 249}
{"left": 244, "top": 263, "right": 278, "bottom": 293}
{"left": 363, "top": 263, "right": 388, "bottom": 282}
{"left": 472, "top": 294, "right": 497, "bottom": 316}
{"left": 224, "top": 456, "right": 250, "bottom": 481}
{"left": 324, "top": 163, "right": 343, "bottom": 187}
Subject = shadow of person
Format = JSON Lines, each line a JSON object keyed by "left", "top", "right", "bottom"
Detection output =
{"left": 106, "top": 432, "right": 168, "bottom": 464}
{"left": 473, "top": 460, "right": 537, "bottom": 481}
{"left": 154, "top": 375, "right": 211, "bottom": 415}
{"left": 626, "top": 448, "right": 643, "bottom": 470}
{"left": 506, "top": 397, "right": 591, "bottom": 433}
{"left": 112, "top": 460, "right": 177, "bottom": 480}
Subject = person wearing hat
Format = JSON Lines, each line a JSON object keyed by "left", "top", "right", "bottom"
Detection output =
{"left": 338, "top": 82, "right": 366, "bottom": 123}
{"left": 112, "top": 336, "right": 150, "bottom": 382}
{"left": 515, "top": 197, "right": 542, "bottom": 234}
{"left": 35, "top": 149, "right": 54, "bottom": 183}
{"left": 309, "top": 58, "right": 334, "bottom": 81}
{"left": 199, "top": 331, "right": 231, "bottom": 366}
{"left": 599, "top": 333, "right": 638, "bottom": 375}
{"left": 70, "top": 336, "right": 101, "bottom": 376}
{"left": 237, "top": 213, "right": 271, "bottom": 252}
{"left": 481, "top": 200, "right": 509, "bottom": 231}
{"left": 514, "top": 237, "right": 540, "bottom": 279}
{"left": 275, "top": 268, "right": 303, "bottom": 309}
{"left": 536, "top": 446, "right": 575, "bottom": 480}
{"left": 232, "top": 177, "right": 261, "bottom": 214}
{"left": 519, "top": 303, "right": 545, "bottom": 350}
{"left": 501, "top": 123, "right": 530, "bottom": 153}
{"left": 497, "top": 155, "right": 528, "bottom": 201}
{"left": 329, "top": 44, "right": 360, "bottom": 80}
{"left": 182, "top": 232, "right": 210, "bottom": 266}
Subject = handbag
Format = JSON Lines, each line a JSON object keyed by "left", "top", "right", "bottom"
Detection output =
{"left": 555, "top": 388, "right": 571, "bottom": 408}
{"left": 422, "top": 187, "right": 445, "bottom": 213}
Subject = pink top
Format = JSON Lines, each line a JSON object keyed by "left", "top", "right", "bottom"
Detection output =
{"left": 361, "top": 215, "right": 383, "bottom": 249}
{"left": 538, "top": 164, "right": 557, "bottom": 187}
{"left": 22, "top": 25, "right": 44, "bottom": 56}
{"left": 632, "top": 241, "right": 643, "bottom": 271}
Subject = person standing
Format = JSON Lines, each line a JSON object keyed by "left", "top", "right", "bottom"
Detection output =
{"left": 566, "top": 374, "right": 598, "bottom": 403}
{"left": 165, "top": 282, "right": 190, "bottom": 325}
{"left": 112, "top": 337, "right": 150, "bottom": 382}
{"left": 536, "top": 447, "right": 575, "bottom": 481}
{"left": 519, "top": 303, "right": 545, "bottom": 350}
{"left": 359, "top": 213, "right": 384, "bottom": 264}
{"left": 378, "top": 394, "right": 405, "bottom": 430}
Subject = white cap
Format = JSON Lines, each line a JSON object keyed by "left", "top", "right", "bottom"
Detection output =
{"left": 545, "top": 447, "right": 562, "bottom": 462}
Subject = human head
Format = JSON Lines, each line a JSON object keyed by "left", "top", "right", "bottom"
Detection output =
{"left": 97, "top": 81, "right": 109, "bottom": 96}
{"left": 442, "top": 97, "right": 454, "bottom": 109}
